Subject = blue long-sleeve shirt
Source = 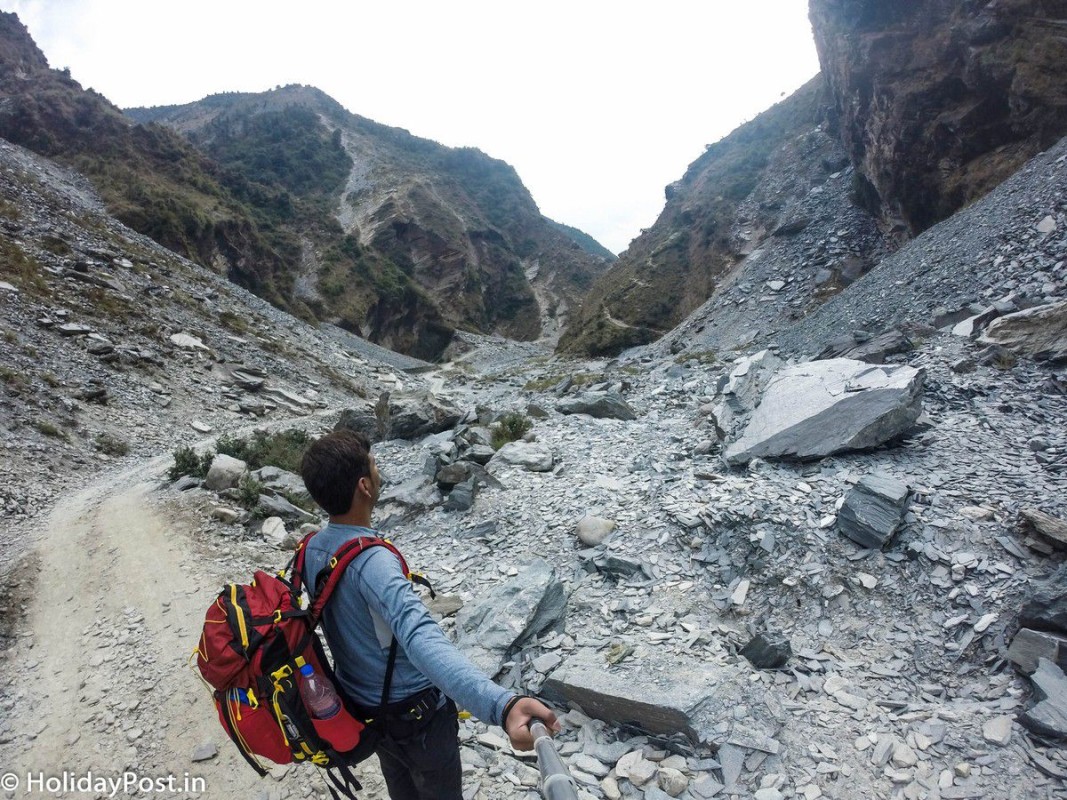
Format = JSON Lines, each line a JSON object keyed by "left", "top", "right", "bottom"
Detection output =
{"left": 302, "top": 523, "right": 511, "bottom": 726}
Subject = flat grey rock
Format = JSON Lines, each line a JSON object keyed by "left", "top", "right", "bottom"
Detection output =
{"left": 556, "top": 391, "right": 637, "bottom": 421}
{"left": 723, "top": 359, "right": 924, "bottom": 465}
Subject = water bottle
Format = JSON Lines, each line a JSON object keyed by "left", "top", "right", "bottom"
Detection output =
{"left": 299, "top": 664, "right": 341, "bottom": 720}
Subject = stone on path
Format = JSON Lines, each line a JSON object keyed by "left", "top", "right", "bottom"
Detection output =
{"left": 260, "top": 516, "right": 292, "bottom": 550}
{"left": 723, "top": 359, "right": 924, "bottom": 465}
{"left": 837, "top": 473, "right": 911, "bottom": 548}
{"left": 982, "top": 716, "right": 1013, "bottom": 745}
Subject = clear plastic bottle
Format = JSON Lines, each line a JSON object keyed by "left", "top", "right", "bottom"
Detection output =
{"left": 299, "top": 663, "right": 341, "bottom": 719}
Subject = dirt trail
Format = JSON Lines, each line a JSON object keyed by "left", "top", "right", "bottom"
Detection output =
{"left": 2, "top": 459, "right": 389, "bottom": 799}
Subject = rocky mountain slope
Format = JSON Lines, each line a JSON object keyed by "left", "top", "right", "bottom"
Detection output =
{"left": 0, "top": 13, "right": 611, "bottom": 361}
{"left": 0, "top": 135, "right": 412, "bottom": 567}
{"left": 558, "top": 79, "right": 861, "bottom": 357}
{"left": 561, "top": 0, "right": 1067, "bottom": 358}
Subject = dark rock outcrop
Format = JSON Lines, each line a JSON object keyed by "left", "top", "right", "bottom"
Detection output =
{"left": 809, "top": 0, "right": 1067, "bottom": 234}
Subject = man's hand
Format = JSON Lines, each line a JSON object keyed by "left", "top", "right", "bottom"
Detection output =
{"left": 503, "top": 696, "right": 561, "bottom": 751}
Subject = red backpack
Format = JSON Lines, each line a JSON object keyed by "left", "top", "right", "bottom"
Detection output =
{"left": 194, "top": 531, "right": 430, "bottom": 798}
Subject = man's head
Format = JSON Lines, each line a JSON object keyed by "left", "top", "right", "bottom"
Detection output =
{"left": 301, "top": 430, "right": 381, "bottom": 517}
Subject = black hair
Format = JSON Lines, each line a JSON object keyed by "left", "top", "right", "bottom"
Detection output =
{"left": 300, "top": 430, "right": 372, "bottom": 516}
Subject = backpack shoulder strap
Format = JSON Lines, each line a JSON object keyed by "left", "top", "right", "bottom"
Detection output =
{"left": 285, "top": 529, "right": 319, "bottom": 595}
{"left": 310, "top": 536, "right": 411, "bottom": 619}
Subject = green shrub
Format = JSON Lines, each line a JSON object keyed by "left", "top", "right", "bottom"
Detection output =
{"left": 216, "top": 429, "right": 312, "bottom": 472}
{"left": 491, "top": 412, "right": 532, "bottom": 450}
{"left": 35, "top": 420, "right": 64, "bottom": 439}
{"left": 236, "top": 473, "right": 265, "bottom": 511}
{"left": 169, "top": 445, "right": 211, "bottom": 480}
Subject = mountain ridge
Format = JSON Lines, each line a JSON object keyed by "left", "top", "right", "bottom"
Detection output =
{"left": 0, "top": 13, "right": 612, "bottom": 359}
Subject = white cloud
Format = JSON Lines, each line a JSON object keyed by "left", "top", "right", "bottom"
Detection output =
{"left": 5, "top": 0, "right": 820, "bottom": 253}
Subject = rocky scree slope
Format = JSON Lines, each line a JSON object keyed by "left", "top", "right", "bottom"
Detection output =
{"left": 0, "top": 135, "right": 423, "bottom": 576}
{"left": 20, "top": 323, "right": 1064, "bottom": 800}
{"left": 127, "top": 85, "right": 613, "bottom": 358}
{"left": 1, "top": 122, "right": 1067, "bottom": 800}
{"left": 557, "top": 78, "right": 881, "bottom": 358}
{"left": 648, "top": 134, "right": 1067, "bottom": 362}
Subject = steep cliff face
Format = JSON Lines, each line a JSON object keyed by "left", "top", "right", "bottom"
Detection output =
{"left": 130, "top": 87, "right": 611, "bottom": 356}
{"left": 810, "top": 0, "right": 1067, "bottom": 234}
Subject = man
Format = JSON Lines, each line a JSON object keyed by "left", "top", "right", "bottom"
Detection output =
{"left": 300, "top": 429, "right": 560, "bottom": 800}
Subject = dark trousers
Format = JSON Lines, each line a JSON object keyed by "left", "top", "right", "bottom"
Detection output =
{"left": 375, "top": 696, "right": 462, "bottom": 800}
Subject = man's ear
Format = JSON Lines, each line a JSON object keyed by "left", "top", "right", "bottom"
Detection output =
{"left": 357, "top": 476, "right": 371, "bottom": 498}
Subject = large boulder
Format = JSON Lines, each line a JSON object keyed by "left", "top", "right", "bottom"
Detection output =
{"left": 204, "top": 454, "right": 247, "bottom": 492}
{"left": 1019, "top": 659, "right": 1067, "bottom": 739}
{"left": 979, "top": 300, "right": 1067, "bottom": 364}
{"left": 556, "top": 391, "right": 637, "bottom": 421}
{"left": 723, "top": 359, "right": 924, "bottom": 465}
{"left": 456, "top": 560, "right": 567, "bottom": 676}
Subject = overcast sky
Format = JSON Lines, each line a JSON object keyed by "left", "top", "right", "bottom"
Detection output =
{"left": 7, "top": 1, "right": 820, "bottom": 254}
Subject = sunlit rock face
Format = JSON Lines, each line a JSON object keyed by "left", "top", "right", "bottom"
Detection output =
{"left": 809, "top": 0, "right": 1067, "bottom": 234}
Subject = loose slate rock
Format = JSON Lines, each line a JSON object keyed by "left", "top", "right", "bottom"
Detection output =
{"left": 837, "top": 473, "right": 911, "bottom": 549}
{"left": 740, "top": 631, "right": 792, "bottom": 669}
{"left": 1019, "top": 658, "right": 1067, "bottom": 739}
{"left": 456, "top": 559, "right": 566, "bottom": 675}
{"left": 979, "top": 300, "right": 1067, "bottom": 363}
{"left": 723, "top": 359, "right": 924, "bottom": 465}
{"left": 1007, "top": 628, "right": 1067, "bottom": 674}
{"left": 817, "top": 329, "right": 913, "bottom": 363}
{"left": 1019, "top": 566, "right": 1067, "bottom": 635}
{"left": 555, "top": 391, "right": 637, "bottom": 421}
